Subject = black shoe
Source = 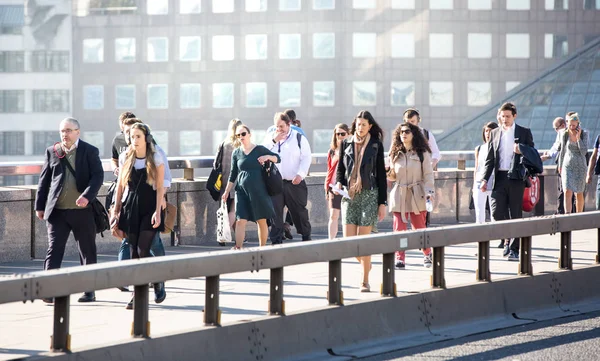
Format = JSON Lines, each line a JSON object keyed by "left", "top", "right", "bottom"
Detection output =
{"left": 42, "top": 298, "right": 54, "bottom": 304}
{"left": 153, "top": 283, "right": 166, "bottom": 304}
{"left": 497, "top": 239, "right": 505, "bottom": 248}
{"left": 126, "top": 297, "right": 134, "bottom": 310}
{"left": 284, "top": 228, "right": 293, "bottom": 240}
{"left": 77, "top": 292, "right": 96, "bottom": 303}
{"left": 302, "top": 236, "right": 312, "bottom": 241}
{"left": 503, "top": 244, "right": 510, "bottom": 257}
{"left": 117, "top": 286, "right": 129, "bottom": 292}
{"left": 395, "top": 260, "right": 405, "bottom": 269}
{"left": 507, "top": 250, "right": 519, "bottom": 261}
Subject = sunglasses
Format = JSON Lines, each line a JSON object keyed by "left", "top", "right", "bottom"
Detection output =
{"left": 336, "top": 132, "right": 347, "bottom": 136}
{"left": 235, "top": 132, "right": 248, "bottom": 138}
{"left": 400, "top": 129, "right": 412, "bottom": 134}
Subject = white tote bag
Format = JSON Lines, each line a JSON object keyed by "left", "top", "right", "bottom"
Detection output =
{"left": 216, "top": 200, "right": 232, "bottom": 244}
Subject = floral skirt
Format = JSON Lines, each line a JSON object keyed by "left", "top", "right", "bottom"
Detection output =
{"left": 341, "top": 188, "right": 378, "bottom": 227}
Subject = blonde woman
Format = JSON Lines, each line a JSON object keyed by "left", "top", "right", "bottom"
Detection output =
{"left": 559, "top": 112, "right": 588, "bottom": 213}
{"left": 325, "top": 123, "right": 350, "bottom": 239}
{"left": 215, "top": 118, "right": 243, "bottom": 233}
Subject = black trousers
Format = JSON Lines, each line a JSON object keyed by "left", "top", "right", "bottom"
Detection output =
{"left": 44, "top": 207, "right": 97, "bottom": 270}
{"left": 269, "top": 180, "right": 311, "bottom": 243}
{"left": 490, "top": 172, "right": 525, "bottom": 253}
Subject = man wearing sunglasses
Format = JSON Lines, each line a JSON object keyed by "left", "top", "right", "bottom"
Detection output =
{"left": 35, "top": 117, "right": 104, "bottom": 303}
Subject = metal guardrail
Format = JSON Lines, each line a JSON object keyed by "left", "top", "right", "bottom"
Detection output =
{"left": 1, "top": 212, "right": 599, "bottom": 352}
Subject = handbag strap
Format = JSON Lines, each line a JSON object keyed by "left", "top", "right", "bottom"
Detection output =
{"left": 60, "top": 156, "right": 77, "bottom": 178}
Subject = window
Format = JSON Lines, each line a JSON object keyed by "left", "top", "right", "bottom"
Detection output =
{"left": 83, "top": 39, "right": 104, "bottom": 63}
{"left": 391, "top": 34, "right": 415, "bottom": 58}
{"left": 0, "top": 51, "right": 24, "bottom": 72}
{"left": 147, "top": 0, "right": 168, "bottom": 14}
{"left": 312, "top": 129, "right": 332, "bottom": 153}
{"left": 180, "top": 131, "right": 202, "bottom": 155}
{"left": 0, "top": 90, "right": 25, "bottom": 113}
{"left": 392, "top": 0, "right": 415, "bottom": 9}
{"left": 147, "top": 84, "right": 168, "bottom": 109}
{"left": 0, "top": 132, "right": 25, "bottom": 156}
{"left": 0, "top": 6, "right": 24, "bottom": 35}
{"left": 506, "top": 34, "right": 530, "bottom": 58}
{"left": 280, "top": 0, "right": 301, "bottom": 10}
{"left": 213, "top": 83, "right": 234, "bottom": 108}
{"left": 147, "top": 37, "right": 169, "bottom": 62}
{"left": 115, "top": 38, "right": 136, "bottom": 62}
{"left": 246, "top": 0, "right": 267, "bottom": 11}
{"left": 32, "top": 90, "right": 69, "bottom": 112}
{"left": 245, "top": 34, "right": 267, "bottom": 60}
{"left": 353, "top": 33, "right": 376, "bottom": 58}
{"left": 313, "top": 33, "right": 335, "bottom": 59}
{"left": 430, "top": 0, "right": 453, "bottom": 9}
{"left": 280, "top": 82, "right": 301, "bottom": 107}
{"left": 212, "top": 35, "right": 234, "bottom": 61}
{"left": 314, "top": 0, "right": 335, "bottom": 9}
{"left": 429, "top": 34, "right": 453, "bottom": 58}
{"left": 83, "top": 132, "right": 105, "bottom": 155}
{"left": 583, "top": 0, "right": 600, "bottom": 9}
{"left": 153, "top": 131, "right": 169, "bottom": 153}
{"left": 116, "top": 85, "right": 136, "bottom": 109}
{"left": 391, "top": 81, "right": 415, "bottom": 106}
{"left": 33, "top": 131, "right": 59, "bottom": 155}
{"left": 429, "top": 82, "right": 453, "bottom": 106}
{"left": 353, "top": 0, "right": 375, "bottom": 8}
{"left": 468, "top": 0, "right": 491, "bottom": 10}
{"left": 467, "top": 82, "right": 491, "bottom": 106}
{"left": 213, "top": 130, "right": 228, "bottom": 152}
{"left": 246, "top": 82, "right": 267, "bottom": 107}
{"left": 506, "top": 81, "right": 520, "bottom": 92}
{"left": 506, "top": 0, "right": 529, "bottom": 10}
{"left": 180, "top": 83, "right": 201, "bottom": 108}
{"left": 76, "top": 0, "right": 137, "bottom": 16}
{"left": 180, "top": 36, "right": 201, "bottom": 61}
{"left": 83, "top": 85, "right": 104, "bottom": 110}
{"left": 180, "top": 0, "right": 201, "bottom": 13}
{"left": 313, "top": 81, "right": 334, "bottom": 106}
{"left": 545, "top": 0, "right": 568, "bottom": 9}
{"left": 279, "top": 34, "right": 301, "bottom": 59}
{"left": 544, "top": 34, "right": 568, "bottom": 58}
{"left": 213, "top": 0, "right": 234, "bottom": 12}
{"left": 353, "top": 81, "right": 376, "bottom": 106}
{"left": 468, "top": 33, "right": 492, "bottom": 58}
{"left": 31, "top": 51, "right": 69, "bottom": 72}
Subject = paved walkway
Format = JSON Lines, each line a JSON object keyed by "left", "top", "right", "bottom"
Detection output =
{"left": 0, "top": 227, "right": 598, "bottom": 360}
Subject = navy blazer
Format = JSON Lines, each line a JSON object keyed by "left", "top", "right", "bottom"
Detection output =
{"left": 35, "top": 140, "right": 104, "bottom": 220}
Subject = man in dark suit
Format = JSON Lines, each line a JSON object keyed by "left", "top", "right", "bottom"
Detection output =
{"left": 35, "top": 117, "right": 104, "bottom": 303}
{"left": 480, "top": 102, "right": 534, "bottom": 261}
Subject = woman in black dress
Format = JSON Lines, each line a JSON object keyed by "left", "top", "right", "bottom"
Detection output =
{"left": 222, "top": 125, "right": 280, "bottom": 249}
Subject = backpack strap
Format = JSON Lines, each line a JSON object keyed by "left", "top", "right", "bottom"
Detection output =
{"left": 423, "top": 128, "right": 430, "bottom": 141}
{"left": 297, "top": 132, "right": 302, "bottom": 149}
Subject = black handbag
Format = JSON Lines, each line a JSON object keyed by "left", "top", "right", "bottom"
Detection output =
{"left": 262, "top": 160, "right": 283, "bottom": 196}
{"left": 206, "top": 142, "right": 224, "bottom": 201}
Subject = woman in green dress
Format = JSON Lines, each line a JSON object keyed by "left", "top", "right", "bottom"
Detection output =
{"left": 222, "top": 125, "right": 280, "bottom": 249}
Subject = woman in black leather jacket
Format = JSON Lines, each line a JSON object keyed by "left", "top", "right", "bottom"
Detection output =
{"left": 335, "top": 110, "right": 387, "bottom": 293}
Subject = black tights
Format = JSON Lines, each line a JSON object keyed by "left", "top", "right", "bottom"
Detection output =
{"left": 130, "top": 230, "right": 156, "bottom": 259}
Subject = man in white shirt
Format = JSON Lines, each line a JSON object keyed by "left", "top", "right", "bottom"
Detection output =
{"left": 540, "top": 117, "right": 572, "bottom": 214}
{"left": 264, "top": 112, "right": 312, "bottom": 243}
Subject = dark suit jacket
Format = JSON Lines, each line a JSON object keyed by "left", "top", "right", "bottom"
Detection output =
{"left": 35, "top": 140, "right": 104, "bottom": 220}
{"left": 483, "top": 124, "right": 535, "bottom": 189}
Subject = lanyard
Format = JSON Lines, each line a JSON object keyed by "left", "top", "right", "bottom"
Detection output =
{"left": 277, "top": 131, "right": 292, "bottom": 153}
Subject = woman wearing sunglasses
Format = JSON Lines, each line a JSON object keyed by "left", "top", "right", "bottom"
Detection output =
{"left": 325, "top": 123, "right": 350, "bottom": 239}
{"left": 387, "top": 122, "right": 434, "bottom": 269}
{"left": 221, "top": 125, "right": 280, "bottom": 249}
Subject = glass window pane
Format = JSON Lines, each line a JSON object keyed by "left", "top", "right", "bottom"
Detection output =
{"left": 313, "top": 81, "right": 334, "bottom": 107}
{"left": 314, "top": 0, "right": 334, "bottom": 9}
{"left": 246, "top": 82, "right": 267, "bottom": 107}
{"left": 312, "top": 129, "right": 331, "bottom": 153}
{"left": 180, "top": 83, "right": 201, "bottom": 108}
{"left": 116, "top": 85, "right": 136, "bottom": 109}
{"left": 430, "top": 33, "right": 453, "bottom": 58}
{"left": 245, "top": 34, "right": 267, "bottom": 60}
{"left": 115, "top": 38, "right": 136, "bottom": 62}
{"left": 279, "top": 34, "right": 301, "bottom": 59}
{"left": 313, "top": 33, "right": 335, "bottom": 59}
{"left": 506, "top": 34, "right": 529, "bottom": 58}
{"left": 391, "top": 0, "right": 415, "bottom": 9}
{"left": 180, "top": 36, "right": 201, "bottom": 61}
{"left": 83, "top": 39, "right": 103, "bottom": 63}
{"left": 147, "top": 37, "right": 168, "bottom": 62}
{"left": 353, "top": 0, "right": 375, "bottom": 8}
{"left": 583, "top": 0, "right": 600, "bottom": 10}
{"left": 83, "top": 85, "right": 104, "bottom": 110}
{"left": 212, "top": 35, "right": 234, "bottom": 61}
{"left": 180, "top": 131, "right": 201, "bottom": 156}
{"left": 33, "top": 131, "right": 59, "bottom": 155}
{"left": 83, "top": 132, "right": 104, "bottom": 155}
{"left": 507, "top": 0, "right": 529, "bottom": 9}
{"left": 246, "top": 0, "right": 267, "bottom": 11}
{"left": 468, "top": 0, "right": 491, "bottom": 9}
{"left": 213, "top": 0, "right": 233, "bottom": 12}
{"left": 467, "top": 82, "right": 492, "bottom": 106}
{"left": 468, "top": 33, "right": 491, "bottom": 58}
{"left": 391, "top": 81, "right": 415, "bottom": 106}
{"left": 280, "top": 82, "right": 301, "bottom": 107}
{"left": 280, "top": 0, "right": 301, "bottom": 10}
{"left": 180, "top": 0, "right": 201, "bottom": 13}
{"left": 147, "top": 84, "right": 168, "bottom": 109}
{"left": 506, "top": 81, "right": 520, "bottom": 92}
{"left": 352, "top": 81, "right": 376, "bottom": 106}
{"left": 153, "top": 131, "right": 169, "bottom": 154}
{"left": 32, "top": 90, "right": 69, "bottom": 112}
{"left": 147, "top": 0, "right": 168, "bottom": 14}
{"left": 213, "top": 83, "right": 234, "bottom": 108}
{"left": 213, "top": 130, "right": 228, "bottom": 152}
{"left": 391, "top": 33, "right": 415, "bottom": 58}
{"left": 430, "top": 0, "right": 453, "bottom": 9}
{"left": 544, "top": 34, "right": 568, "bottom": 58}
{"left": 545, "top": 0, "right": 568, "bottom": 9}
{"left": 429, "top": 81, "right": 453, "bottom": 106}
{"left": 353, "top": 33, "right": 376, "bottom": 58}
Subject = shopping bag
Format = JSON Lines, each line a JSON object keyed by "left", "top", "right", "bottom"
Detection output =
{"left": 216, "top": 200, "right": 232, "bottom": 244}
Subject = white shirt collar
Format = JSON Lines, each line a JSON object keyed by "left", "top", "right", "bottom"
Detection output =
{"left": 501, "top": 122, "right": 515, "bottom": 133}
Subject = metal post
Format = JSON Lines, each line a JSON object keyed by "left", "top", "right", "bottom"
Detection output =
{"left": 519, "top": 236, "right": 533, "bottom": 276}
{"left": 597, "top": 228, "right": 600, "bottom": 264}
{"left": 203, "top": 276, "right": 221, "bottom": 326}
{"left": 535, "top": 176, "right": 545, "bottom": 216}
{"left": 457, "top": 159, "right": 466, "bottom": 170}
{"left": 132, "top": 284, "right": 150, "bottom": 337}
{"left": 476, "top": 241, "right": 491, "bottom": 282}
{"left": 328, "top": 260, "right": 343, "bottom": 305}
{"left": 269, "top": 267, "right": 285, "bottom": 315}
{"left": 183, "top": 168, "right": 194, "bottom": 181}
{"left": 381, "top": 253, "right": 396, "bottom": 297}
{"left": 50, "top": 296, "right": 70, "bottom": 352}
{"left": 559, "top": 231, "right": 573, "bottom": 270}
{"left": 431, "top": 247, "right": 446, "bottom": 288}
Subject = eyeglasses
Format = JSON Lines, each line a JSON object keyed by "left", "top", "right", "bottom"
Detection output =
{"left": 400, "top": 129, "right": 412, "bottom": 134}
{"left": 60, "top": 128, "right": 79, "bottom": 134}
{"left": 235, "top": 132, "right": 248, "bottom": 138}
{"left": 336, "top": 132, "right": 347, "bottom": 136}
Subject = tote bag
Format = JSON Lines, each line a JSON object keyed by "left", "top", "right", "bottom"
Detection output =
{"left": 216, "top": 200, "right": 232, "bottom": 244}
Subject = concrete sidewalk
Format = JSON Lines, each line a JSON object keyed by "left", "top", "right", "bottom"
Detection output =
{"left": 0, "top": 228, "right": 598, "bottom": 360}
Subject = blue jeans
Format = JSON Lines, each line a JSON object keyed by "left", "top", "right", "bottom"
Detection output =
{"left": 118, "top": 232, "right": 166, "bottom": 261}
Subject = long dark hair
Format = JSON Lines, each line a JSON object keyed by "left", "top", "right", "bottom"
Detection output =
{"left": 329, "top": 123, "right": 350, "bottom": 152}
{"left": 481, "top": 121, "right": 499, "bottom": 142}
{"left": 389, "top": 122, "right": 431, "bottom": 161}
{"left": 350, "top": 110, "right": 383, "bottom": 141}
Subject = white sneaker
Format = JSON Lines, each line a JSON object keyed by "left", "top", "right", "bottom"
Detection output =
{"left": 423, "top": 254, "right": 433, "bottom": 268}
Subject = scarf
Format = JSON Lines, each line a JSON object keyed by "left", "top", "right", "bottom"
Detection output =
{"left": 348, "top": 132, "right": 371, "bottom": 199}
